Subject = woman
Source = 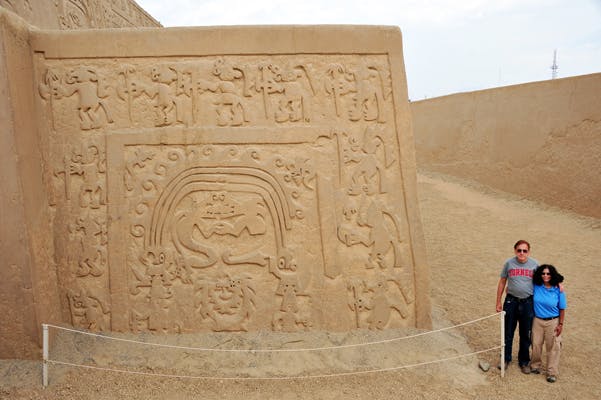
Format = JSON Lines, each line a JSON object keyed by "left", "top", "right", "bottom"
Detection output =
{"left": 530, "top": 264, "right": 567, "bottom": 383}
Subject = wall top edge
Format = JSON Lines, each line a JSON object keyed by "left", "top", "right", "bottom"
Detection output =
{"left": 31, "top": 25, "right": 403, "bottom": 58}
{"left": 411, "top": 71, "right": 601, "bottom": 104}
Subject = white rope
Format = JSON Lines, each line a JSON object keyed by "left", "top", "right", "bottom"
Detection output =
{"left": 45, "top": 312, "right": 501, "bottom": 353}
{"left": 47, "top": 346, "right": 500, "bottom": 381}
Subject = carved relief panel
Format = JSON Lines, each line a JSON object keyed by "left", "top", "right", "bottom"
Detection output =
{"left": 113, "top": 142, "right": 324, "bottom": 333}
{"left": 36, "top": 52, "right": 422, "bottom": 333}
{"left": 37, "top": 56, "right": 395, "bottom": 133}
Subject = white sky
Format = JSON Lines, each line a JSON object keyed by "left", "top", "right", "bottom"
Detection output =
{"left": 135, "top": 0, "right": 601, "bottom": 100}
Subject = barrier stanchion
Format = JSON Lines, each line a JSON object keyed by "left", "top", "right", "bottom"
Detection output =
{"left": 500, "top": 311, "right": 505, "bottom": 378}
{"left": 43, "top": 324, "right": 49, "bottom": 388}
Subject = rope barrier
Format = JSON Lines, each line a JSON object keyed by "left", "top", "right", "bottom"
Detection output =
{"left": 44, "top": 312, "right": 501, "bottom": 353}
{"left": 47, "top": 346, "right": 501, "bottom": 381}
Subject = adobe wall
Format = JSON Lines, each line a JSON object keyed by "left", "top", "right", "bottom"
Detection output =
{"left": 0, "top": 9, "right": 61, "bottom": 358}
{"left": 1, "top": 11, "right": 430, "bottom": 358}
{"left": 411, "top": 74, "right": 601, "bottom": 218}
{"left": 0, "top": 0, "right": 156, "bottom": 359}
{"left": 0, "top": 0, "right": 160, "bottom": 30}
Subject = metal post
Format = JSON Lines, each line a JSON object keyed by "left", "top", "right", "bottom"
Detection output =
{"left": 500, "top": 311, "right": 505, "bottom": 378}
{"left": 42, "top": 324, "right": 49, "bottom": 388}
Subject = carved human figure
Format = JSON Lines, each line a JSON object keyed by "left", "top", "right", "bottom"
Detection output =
{"left": 125, "top": 65, "right": 192, "bottom": 126}
{"left": 269, "top": 249, "right": 312, "bottom": 331}
{"left": 338, "top": 196, "right": 403, "bottom": 270}
{"left": 64, "top": 67, "right": 114, "bottom": 129}
{"left": 195, "top": 58, "right": 250, "bottom": 126}
{"left": 347, "top": 277, "right": 409, "bottom": 329}
{"left": 342, "top": 127, "right": 395, "bottom": 196}
{"left": 69, "top": 144, "right": 106, "bottom": 209}
{"left": 149, "top": 65, "right": 192, "bottom": 126}
{"left": 365, "top": 278, "right": 408, "bottom": 329}
{"left": 67, "top": 288, "right": 110, "bottom": 331}
{"left": 253, "top": 63, "right": 315, "bottom": 122}
{"left": 273, "top": 64, "right": 316, "bottom": 123}
{"left": 356, "top": 198, "right": 403, "bottom": 269}
{"left": 347, "top": 63, "right": 391, "bottom": 123}
{"left": 130, "top": 250, "right": 182, "bottom": 333}
{"left": 73, "top": 215, "right": 106, "bottom": 277}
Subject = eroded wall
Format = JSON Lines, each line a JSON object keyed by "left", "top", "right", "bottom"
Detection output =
{"left": 1, "top": 20, "right": 430, "bottom": 358}
{"left": 412, "top": 74, "right": 601, "bottom": 218}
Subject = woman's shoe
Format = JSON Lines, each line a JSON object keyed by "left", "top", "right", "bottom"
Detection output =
{"left": 547, "top": 375, "right": 557, "bottom": 383}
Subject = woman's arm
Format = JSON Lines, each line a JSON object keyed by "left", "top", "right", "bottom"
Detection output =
{"left": 555, "top": 308, "right": 565, "bottom": 336}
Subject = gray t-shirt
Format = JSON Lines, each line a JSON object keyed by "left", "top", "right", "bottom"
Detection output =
{"left": 500, "top": 256, "right": 539, "bottom": 299}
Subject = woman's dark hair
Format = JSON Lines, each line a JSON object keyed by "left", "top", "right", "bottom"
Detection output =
{"left": 533, "top": 264, "right": 564, "bottom": 286}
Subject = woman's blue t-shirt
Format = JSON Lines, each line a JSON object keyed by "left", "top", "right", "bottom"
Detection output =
{"left": 533, "top": 284, "right": 567, "bottom": 319}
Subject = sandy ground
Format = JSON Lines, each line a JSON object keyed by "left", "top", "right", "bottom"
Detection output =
{"left": 2, "top": 170, "right": 600, "bottom": 399}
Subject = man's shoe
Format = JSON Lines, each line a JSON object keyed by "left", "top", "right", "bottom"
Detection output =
{"left": 520, "top": 365, "right": 531, "bottom": 374}
{"left": 547, "top": 375, "right": 557, "bottom": 383}
{"left": 530, "top": 368, "right": 541, "bottom": 374}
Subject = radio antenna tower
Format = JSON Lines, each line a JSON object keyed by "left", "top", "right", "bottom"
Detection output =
{"left": 551, "top": 49, "right": 559, "bottom": 79}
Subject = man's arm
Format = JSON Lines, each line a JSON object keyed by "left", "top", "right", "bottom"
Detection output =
{"left": 496, "top": 277, "right": 507, "bottom": 312}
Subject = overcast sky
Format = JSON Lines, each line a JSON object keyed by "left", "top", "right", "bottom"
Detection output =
{"left": 135, "top": 0, "right": 601, "bottom": 100}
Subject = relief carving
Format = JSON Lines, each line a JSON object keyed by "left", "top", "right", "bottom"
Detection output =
{"left": 339, "top": 126, "right": 396, "bottom": 196}
{"left": 337, "top": 196, "right": 405, "bottom": 270}
{"left": 270, "top": 249, "right": 312, "bottom": 332}
{"left": 129, "top": 249, "right": 185, "bottom": 333}
{"left": 196, "top": 58, "right": 250, "bottom": 126}
{"left": 121, "top": 147, "right": 311, "bottom": 333}
{"left": 69, "top": 144, "right": 107, "bottom": 208}
{"left": 325, "top": 63, "right": 392, "bottom": 122}
{"left": 36, "top": 49, "right": 424, "bottom": 333}
{"left": 347, "top": 275, "right": 412, "bottom": 330}
{"left": 254, "top": 63, "right": 316, "bottom": 123}
{"left": 57, "top": 0, "right": 92, "bottom": 29}
{"left": 172, "top": 190, "right": 269, "bottom": 269}
{"left": 39, "top": 67, "right": 113, "bottom": 130}
{"left": 71, "top": 214, "right": 107, "bottom": 277}
{"left": 127, "top": 64, "right": 193, "bottom": 127}
{"left": 51, "top": 143, "right": 107, "bottom": 207}
{"left": 347, "top": 63, "right": 392, "bottom": 123}
{"left": 195, "top": 273, "right": 256, "bottom": 332}
{"left": 67, "top": 287, "right": 111, "bottom": 331}
{"left": 39, "top": 57, "right": 395, "bottom": 131}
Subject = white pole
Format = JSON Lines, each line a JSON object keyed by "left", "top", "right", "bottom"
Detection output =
{"left": 42, "top": 324, "right": 49, "bottom": 388}
{"left": 500, "top": 311, "right": 505, "bottom": 378}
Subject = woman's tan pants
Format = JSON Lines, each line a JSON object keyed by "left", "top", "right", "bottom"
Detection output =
{"left": 531, "top": 317, "right": 562, "bottom": 376}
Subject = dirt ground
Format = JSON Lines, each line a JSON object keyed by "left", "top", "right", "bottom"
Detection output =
{"left": 2, "top": 170, "right": 600, "bottom": 399}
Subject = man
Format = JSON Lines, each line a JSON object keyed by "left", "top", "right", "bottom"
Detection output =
{"left": 496, "top": 240, "right": 538, "bottom": 374}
